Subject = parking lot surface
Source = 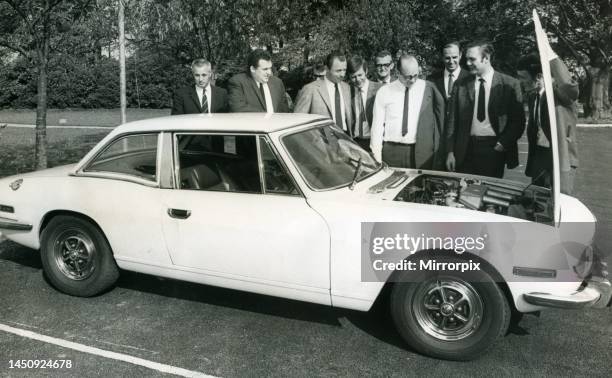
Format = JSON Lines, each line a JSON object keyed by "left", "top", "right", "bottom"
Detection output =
{"left": 1, "top": 127, "right": 611, "bottom": 377}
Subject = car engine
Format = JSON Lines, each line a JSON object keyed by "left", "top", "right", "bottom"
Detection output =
{"left": 394, "top": 174, "right": 553, "bottom": 224}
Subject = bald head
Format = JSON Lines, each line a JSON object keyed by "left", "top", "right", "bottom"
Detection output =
{"left": 397, "top": 55, "right": 420, "bottom": 88}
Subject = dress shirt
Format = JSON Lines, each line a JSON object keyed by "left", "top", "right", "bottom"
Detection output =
{"left": 324, "top": 77, "right": 347, "bottom": 130}
{"left": 535, "top": 88, "right": 550, "bottom": 147}
{"left": 260, "top": 82, "right": 274, "bottom": 113}
{"left": 470, "top": 69, "right": 496, "bottom": 136}
{"left": 444, "top": 68, "right": 461, "bottom": 97}
{"left": 354, "top": 80, "right": 371, "bottom": 137}
{"left": 370, "top": 79, "right": 426, "bottom": 162}
{"left": 196, "top": 85, "right": 212, "bottom": 113}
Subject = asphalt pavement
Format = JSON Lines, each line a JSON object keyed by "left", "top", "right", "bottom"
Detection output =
{"left": 0, "top": 127, "right": 611, "bottom": 377}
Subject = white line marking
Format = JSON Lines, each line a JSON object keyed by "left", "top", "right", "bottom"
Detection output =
{"left": 3, "top": 123, "right": 114, "bottom": 130}
{"left": 3, "top": 319, "right": 158, "bottom": 354}
{"left": 0, "top": 323, "right": 217, "bottom": 378}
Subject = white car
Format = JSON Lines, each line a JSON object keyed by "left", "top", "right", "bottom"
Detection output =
{"left": 0, "top": 113, "right": 609, "bottom": 360}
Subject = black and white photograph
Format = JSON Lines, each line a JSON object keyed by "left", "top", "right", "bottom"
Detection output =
{"left": 0, "top": 0, "right": 611, "bottom": 376}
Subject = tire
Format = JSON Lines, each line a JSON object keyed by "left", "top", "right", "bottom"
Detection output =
{"left": 40, "top": 215, "right": 119, "bottom": 297}
{"left": 390, "top": 256, "right": 510, "bottom": 361}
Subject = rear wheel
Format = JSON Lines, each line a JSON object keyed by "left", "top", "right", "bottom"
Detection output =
{"left": 390, "top": 259, "right": 510, "bottom": 360}
{"left": 41, "top": 215, "right": 119, "bottom": 297}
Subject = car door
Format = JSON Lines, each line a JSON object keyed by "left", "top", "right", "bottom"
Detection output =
{"left": 161, "top": 132, "right": 330, "bottom": 293}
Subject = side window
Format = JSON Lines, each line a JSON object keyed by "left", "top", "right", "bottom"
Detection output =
{"left": 85, "top": 134, "right": 158, "bottom": 181}
{"left": 177, "top": 134, "right": 262, "bottom": 193}
{"left": 259, "top": 137, "right": 298, "bottom": 195}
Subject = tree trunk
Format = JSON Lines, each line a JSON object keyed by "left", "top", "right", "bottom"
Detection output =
{"left": 119, "top": 0, "right": 127, "bottom": 124}
{"left": 588, "top": 64, "right": 611, "bottom": 120}
{"left": 34, "top": 40, "right": 49, "bottom": 170}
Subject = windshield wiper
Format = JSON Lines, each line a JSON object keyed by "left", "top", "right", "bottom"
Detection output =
{"left": 349, "top": 157, "right": 363, "bottom": 190}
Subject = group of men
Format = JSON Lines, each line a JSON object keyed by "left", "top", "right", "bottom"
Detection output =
{"left": 171, "top": 42, "right": 579, "bottom": 193}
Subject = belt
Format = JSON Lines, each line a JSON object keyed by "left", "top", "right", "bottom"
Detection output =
{"left": 535, "top": 145, "right": 551, "bottom": 150}
{"left": 470, "top": 135, "right": 497, "bottom": 141}
{"left": 383, "top": 141, "right": 415, "bottom": 146}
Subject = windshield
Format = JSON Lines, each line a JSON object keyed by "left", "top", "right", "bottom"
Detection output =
{"left": 282, "top": 123, "right": 382, "bottom": 190}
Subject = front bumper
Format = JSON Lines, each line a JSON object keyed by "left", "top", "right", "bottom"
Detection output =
{"left": 523, "top": 277, "right": 612, "bottom": 309}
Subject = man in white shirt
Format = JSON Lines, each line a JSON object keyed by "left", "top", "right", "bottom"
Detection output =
{"left": 446, "top": 41, "right": 524, "bottom": 178}
{"left": 347, "top": 55, "right": 382, "bottom": 151}
{"left": 370, "top": 55, "right": 445, "bottom": 169}
{"left": 171, "top": 59, "right": 228, "bottom": 114}
{"left": 294, "top": 51, "right": 353, "bottom": 133}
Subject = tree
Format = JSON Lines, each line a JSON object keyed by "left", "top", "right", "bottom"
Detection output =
{"left": 536, "top": 0, "right": 612, "bottom": 119}
{"left": 0, "top": 0, "right": 93, "bottom": 169}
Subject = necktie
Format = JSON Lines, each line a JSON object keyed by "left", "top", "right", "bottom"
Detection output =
{"left": 334, "top": 83, "right": 343, "bottom": 129}
{"left": 356, "top": 89, "right": 366, "bottom": 137}
{"left": 259, "top": 83, "right": 268, "bottom": 112}
{"left": 401, "top": 86, "right": 409, "bottom": 136}
{"left": 477, "top": 78, "right": 486, "bottom": 122}
{"left": 201, "top": 92, "right": 208, "bottom": 113}
{"left": 447, "top": 72, "right": 454, "bottom": 98}
{"left": 534, "top": 93, "right": 540, "bottom": 128}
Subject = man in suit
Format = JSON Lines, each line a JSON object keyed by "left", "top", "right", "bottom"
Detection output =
{"left": 370, "top": 55, "right": 445, "bottom": 169}
{"left": 294, "top": 51, "right": 353, "bottom": 134}
{"left": 347, "top": 55, "right": 382, "bottom": 151}
{"left": 517, "top": 49, "right": 579, "bottom": 194}
{"left": 446, "top": 41, "right": 525, "bottom": 178}
{"left": 431, "top": 42, "right": 470, "bottom": 102}
{"left": 171, "top": 59, "right": 228, "bottom": 114}
{"left": 228, "top": 49, "right": 289, "bottom": 113}
{"left": 374, "top": 50, "right": 397, "bottom": 84}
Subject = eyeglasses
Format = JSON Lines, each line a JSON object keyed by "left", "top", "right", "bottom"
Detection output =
{"left": 376, "top": 63, "right": 392, "bottom": 69}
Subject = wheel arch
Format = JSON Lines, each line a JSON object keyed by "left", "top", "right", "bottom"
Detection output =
{"left": 39, "top": 210, "right": 113, "bottom": 254}
{"left": 373, "top": 249, "right": 518, "bottom": 314}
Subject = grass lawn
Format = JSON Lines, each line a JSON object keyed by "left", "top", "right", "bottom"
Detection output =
{"left": 0, "top": 108, "right": 170, "bottom": 127}
{"left": 0, "top": 127, "right": 110, "bottom": 178}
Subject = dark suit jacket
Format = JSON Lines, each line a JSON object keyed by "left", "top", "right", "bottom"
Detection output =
{"left": 430, "top": 68, "right": 470, "bottom": 102}
{"left": 171, "top": 85, "right": 228, "bottom": 115}
{"left": 227, "top": 73, "right": 289, "bottom": 112}
{"left": 350, "top": 80, "right": 382, "bottom": 135}
{"left": 416, "top": 81, "right": 446, "bottom": 169}
{"left": 446, "top": 70, "right": 525, "bottom": 169}
{"left": 525, "top": 58, "right": 579, "bottom": 189}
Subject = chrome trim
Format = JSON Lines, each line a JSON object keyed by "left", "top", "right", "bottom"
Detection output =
{"left": 0, "top": 218, "right": 33, "bottom": 231}
{"left": 73, "top": 172, "right": 160, "bottom": 188}
{"left": 256, "top": 136, "right": 266, "bottom": 194}
{"left": 159, "top": 132, "right": 175, "bottom": 189}
{"left": 523, "top": 277, "right": 611, "bottom": 309}
{"left": 513, "top": 266, "right": 557, "bottom": 278}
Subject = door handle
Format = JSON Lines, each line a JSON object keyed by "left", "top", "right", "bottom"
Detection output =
{"left": 168, "top": 208, "right": 191, "bottom": 219}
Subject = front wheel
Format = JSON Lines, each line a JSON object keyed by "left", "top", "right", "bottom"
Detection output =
{"left": 40, "top": 215, "right": 119, "bottom": 297}
{"left": 390, "top": 261, "right": 510, "bottom": 360}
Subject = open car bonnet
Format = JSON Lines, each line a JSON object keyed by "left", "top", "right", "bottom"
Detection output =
{"left": 534, "top": 10, "right": 561, "bottom": 225}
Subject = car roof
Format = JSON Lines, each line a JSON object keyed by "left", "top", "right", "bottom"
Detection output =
{"left": 114, "top": 113, "right": 330, "bottom": 134}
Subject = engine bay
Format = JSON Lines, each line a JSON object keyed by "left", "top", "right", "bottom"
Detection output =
{"left": 394, "top": 174, "right": 553, "bottom": 224}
